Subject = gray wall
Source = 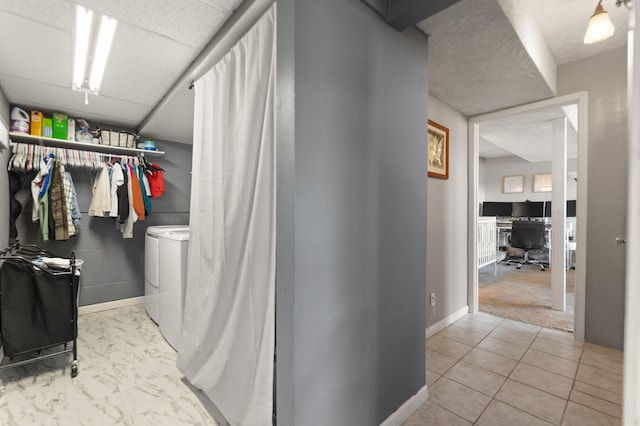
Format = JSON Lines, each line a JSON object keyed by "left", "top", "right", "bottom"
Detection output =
{"left": 426, "top": 96, "right": 468, "bottom": 328}
{"left": 558, "top": 46, "right": 627, "bottom": 349}
{"left": 0, "top": 88, "right": 9, "bottom": 249}
{"left": 276, "top": 1, "right": 428, "bottom": 424}
{"left": 13, "top": 139, "right": 192, "bottom": 306}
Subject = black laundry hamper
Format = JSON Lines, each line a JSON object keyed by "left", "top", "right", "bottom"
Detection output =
{"left": 0, "top": 244, "right": 79, "bottom": 394}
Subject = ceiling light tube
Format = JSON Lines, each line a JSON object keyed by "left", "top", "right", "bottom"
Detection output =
{"left": 88, "top": 15, "right": 118, "bottom": 93}
{"left": 73, "top": 5, "right": 93, "bottom": 90}
{"left": 584, "top": 0, "right": 615, "bottom": 44}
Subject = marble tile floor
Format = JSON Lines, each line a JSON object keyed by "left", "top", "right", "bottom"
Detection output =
{"left": 406, "top": 313, "right": 624, "bottom": 426}
{"left": 0, "top": 305, "right": 221, "bottom": 425}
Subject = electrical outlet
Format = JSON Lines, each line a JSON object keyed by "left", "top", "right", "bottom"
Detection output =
{"left": 430, "top": 293, "right": 436, "bottom": 307}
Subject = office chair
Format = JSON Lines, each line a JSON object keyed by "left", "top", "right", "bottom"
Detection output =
{"left": 506, "top": 220, "right": 546, "bottom": 271}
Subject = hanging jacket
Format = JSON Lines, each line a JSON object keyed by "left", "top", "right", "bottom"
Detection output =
{"left": 49, "top": 162, "right": 69, "bottom": 241}
{"left": 38, "top": 154, "right": 55, "bottom": 199}
{"left": 61, "top": 166, "right": 77, "bottom": 237}
{"left": 117, "top": 164, "right": 130, "bottom": 224}
{"left": 109, "top": 163, "right": 125, "bottom": 217}
{"left": 65, "top": 172, "right": 82, "bottom": 227}
{"left": 137, "top": 165, "right": 152, "bottom": 216}
{"left": 88, "top": 164, "right": 112, "bottom": 216}
{"left": 147, "top": 163, "right": 165, "bottom": 197}
{"left": 121, "top": 165, "right": 137, "bottom": 239}
{"left": 31, "top": 157, "right": 50, "bottom": 222}
{"left": 130, "top": 165, "right": 145, "bottom": 220}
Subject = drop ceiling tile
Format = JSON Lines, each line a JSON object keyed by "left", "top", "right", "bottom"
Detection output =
{"left": 0, "top": 0, "right": 71, "bottom": 31}
{"left": 0, "top": 10, "right": 71, "bottom": 87}
{"left": 0, "top": 74, "right": 149, "bottom": 128}
{"left": 79, "top": 0, "right": 231, "bottom": 48}
{"left": 99, "top": 22, "right": 197, "bottom": 107}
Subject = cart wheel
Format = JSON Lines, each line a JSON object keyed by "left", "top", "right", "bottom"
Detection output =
{"left": 71, "top": 364, "right": 78, "bottom": 378}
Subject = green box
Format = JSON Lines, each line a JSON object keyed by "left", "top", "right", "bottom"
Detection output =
{"left": 52, "top": 113, "right": 68, "bottom": 140}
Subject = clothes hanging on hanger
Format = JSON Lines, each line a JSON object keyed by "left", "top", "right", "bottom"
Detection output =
{"left": 130, "top": 165, "right": 145, "bottom": 221}
{"left": 31, "top": 155, "right": 53, "bottom": 222}
{"left": 48, "top": 161, "right": 69, "bottom": 241}
{"left": 88, "top": 164, "right": 112, "bottom": 217}
{"left": 146, "top": 163, "right": 165, "bottom": 198}
{"left": 65, "top": 172, "right": 81, "bottom": 230}
{"left": 138, "top": 164, "right": 152, "bottom": 216}
{"left": 109, "top": 162, "right": 125, "bottom": 218}
{"left": 117, "top": 163, "right": 130, "bottom": 225}
{"left": 61, "top": 166, "right": 77, "bottom": 237}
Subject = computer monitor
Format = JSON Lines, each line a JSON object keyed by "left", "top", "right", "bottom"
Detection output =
{"left": 512, "top": 201, "right": 544, "bottom": 218}
{"left": 543, "top": 200, "right": 577, "bottom": 217}
{"left": 482, "top": 202, "right": 512, "bottom": 217}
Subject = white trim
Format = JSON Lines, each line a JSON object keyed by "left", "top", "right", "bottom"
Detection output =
{"left": 378, "top": 385, "right": 429, "bottom": 426}
{"left": 468, "top": 92, "right": 588, "bottom": 341}
{"left": 624, "top": 8, "right": 639, "bottom": 425}
{"left": 426, "top": 305, "right": 469, "bottom": 339}
{"left": 78, "top": 296, "right": 144, "bottom": 316}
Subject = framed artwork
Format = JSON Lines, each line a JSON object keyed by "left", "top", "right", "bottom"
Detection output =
{"left": 503, "top": 175, "right": 525, "bottom": 193}
{"left": 427, "top": 119, "right": 449, "bottom": 179}
{"left": 533, "top": 173, "right": 552, "bottom": 192}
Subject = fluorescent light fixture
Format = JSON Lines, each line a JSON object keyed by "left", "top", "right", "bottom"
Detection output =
{"left": 584, "top": 0, "right": 615, "bottom": 44}
{"left": 88, "top": 15, "right": 118, "bottom": 93}
{"left": 72, "top": 5, "right": 117, "bottom": 96}
{"left": 73, "top": 5, "right": 92, "bottom": 90}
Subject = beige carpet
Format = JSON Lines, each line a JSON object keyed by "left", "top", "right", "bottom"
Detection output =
{"left": 478, "top": 261, "right": 575, "bottom": 332}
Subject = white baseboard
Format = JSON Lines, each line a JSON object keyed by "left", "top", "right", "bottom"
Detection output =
{"left": 379, "top": 385, "right": 429, "bottom": 426}
{"left": 426, "top": 305, "right": 469, "bottom": 339}
{"left": 78, "top": 296, "right": 144, "bottom": 316}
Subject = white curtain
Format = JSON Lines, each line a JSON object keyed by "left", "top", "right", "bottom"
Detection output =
{"left": 177, "top": 5, "right": 276, "bottom": 425}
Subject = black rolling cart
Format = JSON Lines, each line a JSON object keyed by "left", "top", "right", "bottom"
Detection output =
{"left": 0, "top": 243, "right": 79, "bottom": 394}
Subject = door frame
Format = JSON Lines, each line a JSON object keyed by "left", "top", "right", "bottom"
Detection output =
{"left": 623, "top": 3, "right": 639, "bottom": 422}
{"left": 467, "top": 91, "right": 589, "bottom": 341}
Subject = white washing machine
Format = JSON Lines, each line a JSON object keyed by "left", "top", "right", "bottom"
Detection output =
{"left": 158, "top": 229, "right": 190, "bottom": 350}
{"left": 144, "top": 225, "right": 188, "bottom": 324}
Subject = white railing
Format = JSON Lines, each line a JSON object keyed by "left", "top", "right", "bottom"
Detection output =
{"left": 478, "top": 217, "right": 497, "bottom": 274}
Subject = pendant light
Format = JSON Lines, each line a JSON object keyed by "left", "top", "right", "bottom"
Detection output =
{"left": 584, "top": 0, "right": 615, "bottom": 44}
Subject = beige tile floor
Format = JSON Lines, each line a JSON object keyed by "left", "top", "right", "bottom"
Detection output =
{"left": 405, "top": 313, "right": 623, "bottom": 426}
{"left": 0, "top": 306, "right": 624, "bottom": 425}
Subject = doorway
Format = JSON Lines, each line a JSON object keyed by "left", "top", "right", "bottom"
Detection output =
{"left": 467, "top": 92, "right": 588, "bottom": 340}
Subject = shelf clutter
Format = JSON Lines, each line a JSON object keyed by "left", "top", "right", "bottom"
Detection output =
{"left": 9, "top": 105, "right": 163, "bottom": 156}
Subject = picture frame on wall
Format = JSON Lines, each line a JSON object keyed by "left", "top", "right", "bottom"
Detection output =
{"left": 503, "top": 175, "right": 525, "bottom": 193}
{"left": 533, "top": 173, "right": 553, "bottom": 192}
{"left": 427, "top": 119, "right": 449, "bottom": 179}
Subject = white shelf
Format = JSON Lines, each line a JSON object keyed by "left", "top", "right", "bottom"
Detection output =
{"left": 9, "top": 132, "right": 165, "bottom": 156}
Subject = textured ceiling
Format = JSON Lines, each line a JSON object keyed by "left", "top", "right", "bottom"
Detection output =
{"left": 530, "top": 0, "right": 629, "bottom": 65}
{"left": 420, "top": 0, "right": 627, "bottom": 163}
{"left": 0, "top": 0, "right": 629, "bottom": 146}
{"left": 417, "top": 0, "right": 556, "bottom": 117}
{"left": 479, "top": 105, "right": 578, "bottom": 163}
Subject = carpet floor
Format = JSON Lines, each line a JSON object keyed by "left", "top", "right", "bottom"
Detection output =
{"left": 478, "top": 259, "right": 575, "bottom": 332}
